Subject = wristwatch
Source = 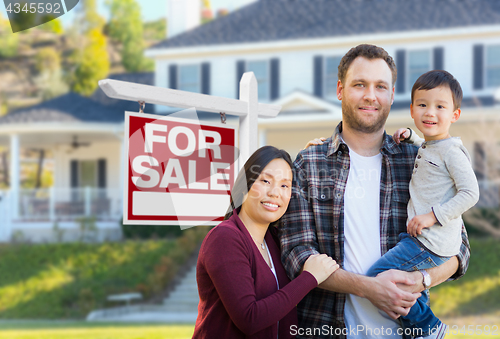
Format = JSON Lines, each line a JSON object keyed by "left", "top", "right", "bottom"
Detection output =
{"left": 419, "top": 270, "right": 431, "bottom": 289}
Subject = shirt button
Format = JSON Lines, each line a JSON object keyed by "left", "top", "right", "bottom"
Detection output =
{"left": 336, "top": 193, "right": 341, "bottom": 198}
{"left": 415, "top": 164, "right": 418, "bottom": 168}
{"left": 422, "top": 145, "right": 426, "bottom": 149}
{"left": 338, "top": 151, "right": 342, "bottom": 156}
{"left": 320, "top": 194, "right": 326, "bottom": 199}
{"left": 417, "top": 155, "right": 421, "bottom": 159}
{"left": 334, "top": 225, "right": 338, "bottom": 229}
{"left": 343, "top": 165, "right": 348, "bottom": 170}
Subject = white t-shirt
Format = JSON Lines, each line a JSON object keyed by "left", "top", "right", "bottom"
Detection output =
{"left": 343, "top": 149, "right": 401, "bottom": 339}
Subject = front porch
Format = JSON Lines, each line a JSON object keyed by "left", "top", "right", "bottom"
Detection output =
{"left": 0, "top": 187, "right": 123, "bottom": 243}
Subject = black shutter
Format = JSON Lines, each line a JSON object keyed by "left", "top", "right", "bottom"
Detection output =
{"left": 313, "top": 56, "right": 323, "bottom": 97}
{"left": 473, "top": 44, "right": 484, "bottom": 90}
{"left": 169, "top": 64, "right": 178, "bottom": 89}
{"left": 396, "top": 50, "right": 406, "bottom": 94}
{"left": 433, "top": 47, "right": 444, "bottom": 70}
{"left": 236, "top": 60, "right": 245, "bottom": 98}
{"left": 270, "top": 58, "right": 280, "bottom": 100}
{"left": 201, "top": 62, "right": 210, "bottom": 95}
{"left": 98, "top": 159, "right": 106, "bottom": 188}
{"left": 70, "top": 160, "right": 78, "bottom": 188}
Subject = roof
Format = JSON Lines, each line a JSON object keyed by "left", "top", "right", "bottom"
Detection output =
{"left": 0, "top": 73, "right": 155, "bottom": 125}
{"left": 150, "top": 0, "right": 500, "bottom": 50}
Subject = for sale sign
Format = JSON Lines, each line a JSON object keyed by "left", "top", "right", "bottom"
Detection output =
{"left": 124, "top": 111, "right": 237, "bottom": 226}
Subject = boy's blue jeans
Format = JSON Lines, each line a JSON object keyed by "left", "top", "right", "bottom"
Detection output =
{"left": 366, "top": 233, "right": 450, "bottom": 337}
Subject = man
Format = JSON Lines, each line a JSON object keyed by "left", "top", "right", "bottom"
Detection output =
{"left": 279, "top": 44, "right": 470, "bottom": 339}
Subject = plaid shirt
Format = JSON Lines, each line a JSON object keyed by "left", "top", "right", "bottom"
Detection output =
{"left": 279, "top": 122, "right": 470, "bottom": 338}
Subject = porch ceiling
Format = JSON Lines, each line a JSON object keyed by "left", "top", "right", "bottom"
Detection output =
{"left": 0, "top": 123, "right": 123, "bottom": 148}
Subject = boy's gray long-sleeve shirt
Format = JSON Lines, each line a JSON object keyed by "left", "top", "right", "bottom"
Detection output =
{"left": 408, "top": 136, "right": 479, "bottom": 256}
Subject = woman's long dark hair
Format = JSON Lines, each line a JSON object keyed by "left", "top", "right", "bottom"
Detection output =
{"left": 224, "top": 146, "right": 293, "bottom": 220}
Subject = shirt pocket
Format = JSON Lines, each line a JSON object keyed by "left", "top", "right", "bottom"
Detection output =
{"left": 306, "top": 180, "right": 334, "bottom": 202}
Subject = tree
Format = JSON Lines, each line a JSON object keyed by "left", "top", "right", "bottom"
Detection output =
{"left": 0, "top": 12, "right": 19, "bottom": 58}
{"left": 69, "top": 0, "right": 109, "bottom": 96}
{"left": 71, "top": 28, "right": 110, "bottom": 96}
{"left": 106, "top": 0, "right": 153, "bottom": 72}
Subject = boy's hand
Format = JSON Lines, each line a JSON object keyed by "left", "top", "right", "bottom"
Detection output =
{"left": 407, "top": 212, "right": 437, "bottom": 237}
{"left": 393, "top": 128, "right": 410, "bottom": 144}
{"left": 303, "top": 137, "right": 326, "bottom": 150}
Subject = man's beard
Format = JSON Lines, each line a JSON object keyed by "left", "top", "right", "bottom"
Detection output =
{"left": 342, "top": 100, "right": 390, "bottom": 134}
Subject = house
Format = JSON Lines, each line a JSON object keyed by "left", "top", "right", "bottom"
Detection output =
{"left": 2, "top": 0, "right": 500, "bottom": 242}
{"left": 146, "top": 0, "right": 500, "bottom": 206}
{"left": 0, "top": 73, "right": 154, "bottom": 242}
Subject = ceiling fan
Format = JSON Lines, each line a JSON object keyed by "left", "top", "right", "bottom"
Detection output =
{"left": 67, "top": 136, "right": 91, "bottom": 153}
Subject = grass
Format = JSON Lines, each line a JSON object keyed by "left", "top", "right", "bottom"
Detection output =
{"left": 0, "top": 227, "right": 210, "bottom": 319}
{"left": 431, "top": 238, "right": 500, "bottom": 318}
{"left": 0, "top": 321, "right": 194, "bottom": 339}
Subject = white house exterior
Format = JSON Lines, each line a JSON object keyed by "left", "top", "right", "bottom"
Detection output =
{"left": 146, "top": 0, "right": 500, "bottom": 206}
{"left": 2, "top": 0, "right": 500, "bottom": 242}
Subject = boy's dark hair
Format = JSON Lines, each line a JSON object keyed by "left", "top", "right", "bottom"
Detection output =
{"left": 338, "top": 44, "right": 397, "bottom": 86}
{"left": 411, "top": 70, "right": 463, "bottom": 110}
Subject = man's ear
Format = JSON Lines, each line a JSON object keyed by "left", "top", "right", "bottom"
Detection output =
{"left": 451, "top": 108, "right": 461, "bottom": 123}
{"left": 391, "top": 86, "right": 395, "bottom": 105}
{"left": 337, "top": 80, "right": 343, "bottom": 101}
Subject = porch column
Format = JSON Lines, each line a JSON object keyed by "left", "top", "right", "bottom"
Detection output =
{"left": 119, "top": 135, "right": 125, "bottom": 216}
{"left": 10, "top": 134, "right": 20, "bottom": 219}
{"left": 259, "top": 129, "right": 267, "bottom": 147}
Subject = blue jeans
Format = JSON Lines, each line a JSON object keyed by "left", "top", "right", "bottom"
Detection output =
{"left": 366, "top": 233, "right": 450, "bottom": 337}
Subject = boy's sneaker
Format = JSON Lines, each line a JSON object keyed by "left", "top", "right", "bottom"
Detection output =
{"left": 416, "top": 323, "right": 448, "bottom": 339}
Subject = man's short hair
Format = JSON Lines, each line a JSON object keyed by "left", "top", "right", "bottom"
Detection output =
{"left": 411, "top": 70, "right": 463, "bottom": 110}
{"left": 338, "top": 44, "right": 397, "bottom": 86}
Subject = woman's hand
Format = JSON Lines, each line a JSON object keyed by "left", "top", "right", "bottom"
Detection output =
{"left": 303, "top": 254, "right": 339, "bottom": 285}
{"left": 303, "top": 137, "right": 326, "bottom": 150}
{"left": 392, "top": 128, "right": 410, "bottom": 144}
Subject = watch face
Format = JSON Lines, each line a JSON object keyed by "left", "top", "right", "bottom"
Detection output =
{"left": 423, "top": 272, "right": 431, "bottom": 287}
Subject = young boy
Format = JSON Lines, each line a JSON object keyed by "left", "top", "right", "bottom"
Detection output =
{"left": 365, "top": 70, "right": 480, "bottom": 339}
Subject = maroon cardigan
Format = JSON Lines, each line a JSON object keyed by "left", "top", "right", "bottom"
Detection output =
{"left": 193, "top": 211, "right": 317, "bottom": 339}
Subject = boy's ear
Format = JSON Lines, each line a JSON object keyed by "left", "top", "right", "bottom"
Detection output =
{"left": 410, "top": 104, "right": 414, "bottom": 119}
{"left": 451, "top": 108, "right": 461, "bottom": 123}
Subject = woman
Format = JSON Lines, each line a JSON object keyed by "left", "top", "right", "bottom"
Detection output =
{"left": 193, "top": 146, "right": 339, "bottom": 338}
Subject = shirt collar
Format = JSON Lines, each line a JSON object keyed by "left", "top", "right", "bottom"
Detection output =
{"left": 328, "top": 121, "right": 402, "bottom": 157}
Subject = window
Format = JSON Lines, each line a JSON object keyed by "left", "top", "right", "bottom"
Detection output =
{"left": 178, "top": 65, "right": 200, "bottom": 93}
{"left": 408, "top": 50, "right": 431, "bottom": 89}
{"left": 246, "top": 60, "right": 269, "bottom": 101}
{"left": 80, "top": 160, "right": 97, "bottom": 187}
{"left": 486, "top": 45, "right": 500, "bottom": 88}
{"left": 325, "top": 56, "right": 342, "bottom": 98}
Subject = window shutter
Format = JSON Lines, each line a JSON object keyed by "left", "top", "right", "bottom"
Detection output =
{"left": 473, "top": 44, "right": 484, "bottom": 90}
{"left": 70, "top": 160, "right": 78, "bottom": 188}
{"left": 169, "top": 64, "right": 178, "bottom": 89}
{"left": 98, "top": 159, "right": 106, "bottom": 188}
{"left": 396, "top": 50, "right": 406, "bottom": 94}
{"left": 314, "top": 56, "right": 323, "bottom": 97}
{"left": 201, "top": 63, "right": 210, "bottom": 95}
{"left": 236, "top": 60, "right": 245, "bottom": 98}
{"left": 433, "top": 47, "right": 444, "bottom": 70}
{"left": 270, "top": 58, "right": 280, "bottom": 100}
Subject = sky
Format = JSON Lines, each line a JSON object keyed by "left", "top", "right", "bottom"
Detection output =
{"left": 1, "top": 0, "right": 257, "bottom": 28}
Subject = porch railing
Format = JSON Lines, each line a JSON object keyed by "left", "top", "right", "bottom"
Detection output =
{"left": 18, "top": 187, "right": 122, "bottom": 221}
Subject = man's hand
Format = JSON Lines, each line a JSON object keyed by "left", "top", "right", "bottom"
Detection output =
{"left": 366, "top": 270, "right": 421, "bottom": 319}
{"left": 407, "top": 212, "right": 437, "bottom": 237}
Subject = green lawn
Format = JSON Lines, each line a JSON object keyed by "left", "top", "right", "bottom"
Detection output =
{"left": 431, "top": 238, "right": 500, "bottom": 318}
{"left": 0, "top": 321, "right": 195, "bottom": 339}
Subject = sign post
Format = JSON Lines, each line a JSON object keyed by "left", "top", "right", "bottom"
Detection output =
{"left": 98, "top": 72, "right": 281, "bottom": 226}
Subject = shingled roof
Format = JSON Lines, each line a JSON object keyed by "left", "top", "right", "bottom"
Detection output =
{"left": 150, "top": 0, "right": 500, "bottom": 49}
{"left": 0, "top": 73, "right": 154, "bottom": 125}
